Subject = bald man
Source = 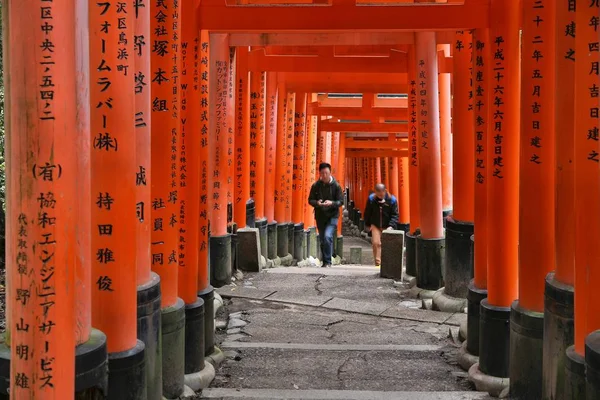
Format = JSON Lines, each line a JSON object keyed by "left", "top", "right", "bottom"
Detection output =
{"left": 363, "top": 183, "right": 399, "bottom": 267}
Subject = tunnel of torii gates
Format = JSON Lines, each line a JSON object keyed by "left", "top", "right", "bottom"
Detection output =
{"left": 4, "top": 0, "right": 600, "bottom": 399}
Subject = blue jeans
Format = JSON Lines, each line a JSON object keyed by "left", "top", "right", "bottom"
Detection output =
{"left": 317, "top": 217, "right": 338, "bottom": 265}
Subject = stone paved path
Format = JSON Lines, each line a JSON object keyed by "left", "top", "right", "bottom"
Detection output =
{"left": 200, "top": 245, "right": 492, "bottom": 400}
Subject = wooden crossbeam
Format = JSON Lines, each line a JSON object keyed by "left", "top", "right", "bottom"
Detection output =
{"left": 321, "top": 121, "right": 407, "bottom": 132}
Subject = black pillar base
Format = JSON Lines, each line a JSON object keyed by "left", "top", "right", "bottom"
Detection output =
{"left": 416, "top": 235, "right": 445, "bottom": 291}
{"left": 586, "top": 331, "right": 600, "bottom": 399}
{"left": 185, "top": 297, "right": 205, "bottom": 374}
{"left": 510, "top": 300, "right": 544, "bottom": 399}
{"left": 137, "top": 272, "right": 162, "bottom": 400}
{"left": 198, "top": 286, "right": 215, "bottom": 356}
{"left": 444, "top": 217, "right": 474, "bottom": 298}
{"left": 479, "top": 299, "right": 510, "bottom": 378}
{"left": 231, "top": 231, "right": 239, "bottom": 272}
{"left": 308, "top": 227, "right": 318, "bottom": 258}
{"left": 276, "top": 223, "right": 289, "bottom": 258}
{"left": 304, "top": 229, "right": 310, "bottom": 259}
{"left": 161, "top": 298, "right": 186, "bottom": 399}
{"left": 397, "top": 223, "right": 410, "bottom": 234}
{"left": 256, "top": 218, "right": 268, "bottom": 260}
{"left": 467, "top": 280, "right": 488, "bottom": 356}
{"left": 358, "top": 219, "right": 365, "bottom": 232}
{"left": 287, "top": 222, "right": 295, "bottom": 259}
{"left": 336, "top": 235, "right": 344, "bottom": 261}
{"left": 405, "top": 231, "right": 418, "bottom": 278}
{"left": 209, "top": 234, "right": 232, "bottom": 288}
{"left": 442, "top": 210, "right": 452, "bottom": 228}
{"left": 267, "top": 221, "right": 278, "bottom": 259}
{"left": 543, "top": 272, "right": 574, "bottom": 400}
{"left": 565, "top": 345, "right": 586, "bottom": 399}
{"left": 108, "top": 340, "right": 147, "bottom": 400}
{"left": 75, "top": 328, "right": 109, "bottom": 398}
{"left": 294, "top": 223, "right": 304, "bottom": 261}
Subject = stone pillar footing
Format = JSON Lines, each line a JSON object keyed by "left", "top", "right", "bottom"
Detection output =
{"left": 458, "top": 341, "right": 479, "bottom": 372}
{"left": 161, "top": 298, "right": 186, "bottom": 399}
{"left": 108, "top": 340, "right": 147, "bottom": 400}
{"left": 565, "top": 345, "right": 586, "bottom": 399}
{"left": 75, "top": 328, "right": 109, "bottom": 397}
{"left": 293, "top": 223, "right": 304, "bottom": 261}
{"left": 184, "top": 361, "right": 216, "bottom": 392}
{"left": 467, "top": 281, "right": 488, "bottom": 356}
{"left": 267, "top": 221, "right": 278, "bottom": 259}
{"left": 542, "top": 272, "right": 574, "bottom": 400}
{"left": 335, "top": 235, "right": 344, "bottom": 263}
{"left": 276, "top": 223, "right": 289, "bottom": 258}
{"left": 416, "top": 235, "right": 445, "bottom": 291}
{"left": 137, "top": 272, "right": 162, "bottom": 400}
{"left": 256, "top": 218, "right": 268, "bottom": 260}
{"left": 287, "top": 222, "right": 295, "bottom": 259}
{"left": 444, "top": 217, "right": 474, "bottom": 298}
{"left": 509, "top": 300, "right": 544, "bottom": 400}
{"left": 304, "top": 229, "right": 310, "bottom": 259}
{"left": 308, "top": 227, "right": 318, "bottom": 258}
{"left": 237, "top": 228, "right": 261, "bottom": 272}
{"left": 198, "top": 286, "right": 215, "bottom": 356}
{"left": 586, "top": 331, "right": 600, "bottom": 398}
{"left": 184, "top": 297, "right": 205, "bottom": 375}
{"left": 479, "top": 299, "right": 510, "bottom": 379}
{"left": 405, "top": 231, "right": 419, "bottom": 278}
{"left": 468, "top": 362, "right": 509, "bottom": 398}
{"left": 432, "top": 288, "right": 467, "bottom": 313}
{"left": 210, "top": 234, "right": 232, "bottom": 288}
{"left": 381, "top": 230, "right": 405, "bottom": 280}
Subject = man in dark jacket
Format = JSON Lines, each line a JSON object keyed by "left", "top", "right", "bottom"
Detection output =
{"left": 364, "top": 183, "right": 399, "bottom": 267}
{"left": 308, "top": 162, "right": 344, "bottom": 268}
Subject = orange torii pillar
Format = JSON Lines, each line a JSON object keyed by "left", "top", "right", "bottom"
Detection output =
{"left": 179, "top": 1, "right": 210, "bottom": 386}
{"left": 208, "top": 33, "right": 233, "bottom": 286}
{"left": 461, "top": 27, "right": 490, "bottom": 368}
{"left": 150, "top": 1, "right": 185, "bottom": 397}
{"left": 304, "top": 96, "right": 319, "bottom": 258}
{"left": 335, "top": 133, "right": 346, "bottom": 259}
{"left": 90, "top": 2, "right": 147, "bottom": 398}
{"left": 274, "top": 83, "right": 290, "bottom": 262}
{"left": 414, "top": 34, "right": 445, "bottom": 292}
{"left": 375, "top": 157, "right": 382, "bottom": 184}
{"left": 285, "top": 92, "right": 296, "bottom": 259}
{"left": 509, "top": 1, "right": 556, "bottom": 398}
{"left": 569, "top": 1, "right": 600, "bottom": 396}
{"left": 251, "top": 71, "right": 269, "bottom": 260}
{"left": 469, "top": 0, "right": 520, "bottom": 390}
{"left": 390, "top": 156, "right": 400, "bottom": 204}
{"left": 265, "top": 73, "right": 279, "bottom": 261}
{"left": 198, "top": 30, "right": 216, "bottom": 358}
{"left": 293, "top": 93, "right": 308, "bottom": 260}
{"left": 398, "top": 157, "right": 410, "bottom": 232}
{"left": 234, "top": 47, "right": 251, "bottom": 228}
{"left": 436, "top": 31, "right": 475, "bottom": 312}
{"left": 405, "top": 44, "right": 421, "bottom": 279}
{"left": 438, "top": 44, "right": 453, "bottom": 218}
{"left": 4, "top": 0, "right": 108, "bottom": 397}
{"left": 133, "top": 0, "right": 162, "bottom": 397}
{"left": 542, "top": 3, "right": 576, "bottom": 397}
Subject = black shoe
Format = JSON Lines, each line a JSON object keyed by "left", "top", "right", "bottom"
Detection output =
{"left": 322, "top": 263, "right": 331, "bottom": 268}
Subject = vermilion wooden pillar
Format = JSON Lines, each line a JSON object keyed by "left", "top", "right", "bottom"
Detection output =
{"left": 336, "top": 133, "right": 346, "bottom": 241}
{"left": 390, "top": 157, "right": 400, "bottom": 200}
{"left": 293, "top": 93, "right": 308, "bottom": 224}
{"left": 152, "top": 1, "right": 185, "bottom": 397}
{"left": 7, "top": 0, "right": 79, "bottom": 396}
{"left": 179, "top": 0, "right": 207, "bottom": 379}
{"left": 438, "top": 44, "right": 453, "bottom": 215}
{"left": 406, "top": 44, "right": 421, "bottom": 279}
{"left": 285, "top": 92, "right": 296, "bottom": 224}
{"left": 375, "top": 157, "right": 382, "bottom": 184}
{"left": 250, "top": 71, "right": 268, "bottom": 259}
{"left": 414, "top": 33, "right": 444, "bottom": 293}
{"left": 474, "top": 0, "right": 520, "bottom": 384}
{"left": 234, "top": 47, "right": 251, "bottom": 227}
{"left": 325, "top": 131, "right": 333, "bottom": 164}
{"left": 198, "top": 32, "right": 214, "bottom": 358}
{"left": 542, "top": 2, "right": 576, "bottom": 397}
{"left": 510, "top": 2, "right": 556, "bottom": 397}
{"left": 209, "top": 33, "right": 234, "bottom": 286}
{"left": 227, "top": 49, "right": 236, "bottom": 212}
{"left": 398, "top": 157, "right": 410, "bottom": 231}
{"left": 134, "top": 1, "right": 162, "bottom": 397}
{"left": 274, "top": 82, "right": 290, "bottom": 259}
{"left": 90, "top": 1, "right": 147, "bottom": 397}
{"left": 464, "top": 27, "right": 490, "bottom": 364}
{"left": 438, "top": 30, "right": 475, "bottom": 305}
{"left": 265, "top": 73, "right": 278, "bottom": 260}
{"left": 570, "top": 1, "right": 600, "bottom": 397}
{"left": 304, "top": 94, "right": 319, "bottom": 229}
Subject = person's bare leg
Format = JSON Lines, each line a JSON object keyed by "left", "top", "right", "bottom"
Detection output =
{"left": 372, "top": 226, "right": 382, "bottom": 266}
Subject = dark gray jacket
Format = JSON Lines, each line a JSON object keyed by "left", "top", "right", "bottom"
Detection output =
{"left": 307, "top": 177, "right": 344, "bottom": 222}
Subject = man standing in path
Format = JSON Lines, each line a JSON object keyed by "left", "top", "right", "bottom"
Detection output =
{"left": 364, "top": 183, "right": 399, "bottom": 267}
{"left": 308, "top": 162, "right": 344, "bottom": 268}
